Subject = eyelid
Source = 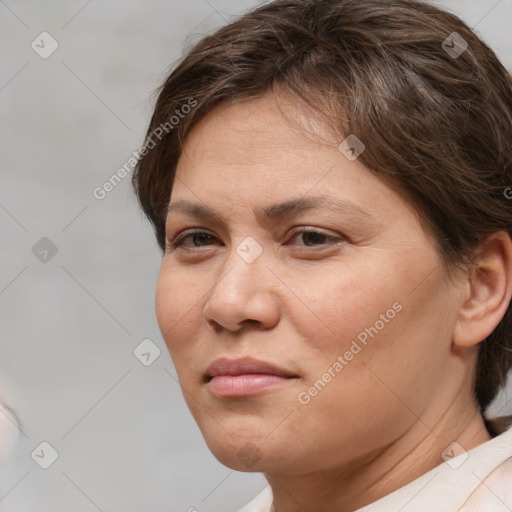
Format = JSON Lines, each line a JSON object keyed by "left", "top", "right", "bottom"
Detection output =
{"left": 289, "top": 226, "right": 339, "bottom": 238}
{"left": 167, "top": 225, "right": 218, "bottom": 240}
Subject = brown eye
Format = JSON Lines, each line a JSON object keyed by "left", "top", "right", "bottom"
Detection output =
{"left": 288, "top": 228, "right": 340, "bottom": 247}
{"left": 168, "top": 230, "right": 219, "bottom": 249}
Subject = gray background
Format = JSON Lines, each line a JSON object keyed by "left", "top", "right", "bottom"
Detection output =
{"left": 1, "top": 1, "right": 511, "bottom": 511}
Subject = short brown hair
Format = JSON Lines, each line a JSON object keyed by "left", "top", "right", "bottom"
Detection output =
{"left": 132, "top": 0, "right": 512, "bottom": 412}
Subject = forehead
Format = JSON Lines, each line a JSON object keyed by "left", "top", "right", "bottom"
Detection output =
{"left": 178, "top": 92, "right": 341, "bottom": 169}
{"left": 169, "top": 93, "right": 417, "bottom": 233}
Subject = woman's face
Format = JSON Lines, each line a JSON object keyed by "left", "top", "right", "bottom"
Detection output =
{"left": 155, "top": 92, "right": 469, "bottom": 474}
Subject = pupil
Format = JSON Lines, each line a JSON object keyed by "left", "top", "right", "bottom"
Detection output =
{"left": 304, "top": 232, "right": 323, "bottom": 246}
{"left": 195, "top": 233, "right": 211, "bottom": 245}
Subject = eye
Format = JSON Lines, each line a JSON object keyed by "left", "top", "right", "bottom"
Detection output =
{"left": 167, "top": 229, "right": 219, "bottom": 250}
{"left": 286, "top": 227, "right": 340, "bottom": 247}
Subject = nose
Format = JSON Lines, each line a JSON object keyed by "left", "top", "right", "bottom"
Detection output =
{"left": 202, "top": 245, "right": 280, "bottom": 333}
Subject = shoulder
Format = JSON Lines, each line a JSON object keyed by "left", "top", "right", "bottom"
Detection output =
{"left": 459, "top": 456, "right": 512, "bottom": 511}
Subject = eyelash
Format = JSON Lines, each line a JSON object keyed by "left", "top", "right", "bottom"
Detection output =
{"left": 167, "top": 227, "right": 342, "bottom": 251}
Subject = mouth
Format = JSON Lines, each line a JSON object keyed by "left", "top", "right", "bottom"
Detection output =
{"left": 205, "top": 357, "right": 299, "bottom": 398}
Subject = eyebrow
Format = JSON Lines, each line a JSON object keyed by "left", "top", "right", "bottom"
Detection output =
{"left": 166, "top": 196, "right": 375, "bottom": 225}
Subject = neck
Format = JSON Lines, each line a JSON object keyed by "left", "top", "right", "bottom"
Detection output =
{"left": 265, "top": 400, "right": 491, "bottom": 512}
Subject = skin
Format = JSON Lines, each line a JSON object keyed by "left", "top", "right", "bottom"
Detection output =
{"left": 155, "top": 91, "right": 512, "bottom": 512}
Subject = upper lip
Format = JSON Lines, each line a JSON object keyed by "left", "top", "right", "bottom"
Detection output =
{"left": 205, "top": 357, "right": 297, "bottom": 379}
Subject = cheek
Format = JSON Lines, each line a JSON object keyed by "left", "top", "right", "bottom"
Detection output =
{"left": 288, "top": 255, "right": 444, "bottom": 397}
{"left": 155, "top": 264, "right": 205, "bottom": 356}
{"left": 285, "top": 260, "right": 403, "bottom": 352}
{"left": 155, "top": 270, "right": 176, "bottom": 338}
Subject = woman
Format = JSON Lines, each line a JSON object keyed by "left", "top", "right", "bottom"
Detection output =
{"left": 132, "top": 0, "right": 512, "bottom": 510}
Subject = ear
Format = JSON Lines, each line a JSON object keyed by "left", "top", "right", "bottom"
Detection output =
{"left": 453, "top": 231, "right": 512, "bottom": 348}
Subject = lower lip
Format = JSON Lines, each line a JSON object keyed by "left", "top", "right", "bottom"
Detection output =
{"left": 208, "top": 374, "right": 294, "bottom": 397}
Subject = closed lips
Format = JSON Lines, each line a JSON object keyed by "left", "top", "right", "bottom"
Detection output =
{"left": 205, "top": 357, "right": 299, "bottom": 398}
{"left": 205, "top": 357, "right": 298, "bottom": 380}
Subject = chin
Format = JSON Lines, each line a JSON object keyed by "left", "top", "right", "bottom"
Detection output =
{"left": 206, "top": 437, "right": 271, "bottom": 472}
{"left": 197, "top": 420, "right": 277, "bottom": 472}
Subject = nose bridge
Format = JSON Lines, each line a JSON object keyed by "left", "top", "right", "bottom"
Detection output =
{"left": 203, "top": 234, "right": 277, "bottom": 330}
{"left": 211, "top": 234, "right": 267, "bottom": 300}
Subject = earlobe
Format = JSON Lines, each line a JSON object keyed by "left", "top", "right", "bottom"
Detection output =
{"left": 453, "top": 231, "right": 512, "bottom": 348}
